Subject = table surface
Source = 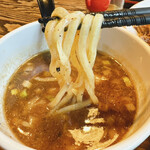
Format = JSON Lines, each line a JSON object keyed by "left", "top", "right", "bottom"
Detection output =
{"left": 0, "top": 0, "right": 149, "bottom": 150}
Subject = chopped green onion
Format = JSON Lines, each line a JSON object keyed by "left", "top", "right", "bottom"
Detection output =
{"left": 11, "top": 89, "right": 18, "bottom": 95}
{"left": 46, "top": 95, "right": 54, "bottom": 102}
{"left": 125, "top": 103, "right": 135, "bottom": 111}
{"left": 20, "top": 89, "right": 28, "bottom": 98}
{"left": 22, "top": 80, "right": 32, "bottom": 89}
{"left": 102, "top": 60, "right": 110, "bottom": 65}
{"left": 123, "top": 77, "right": 131, "bottom": 87}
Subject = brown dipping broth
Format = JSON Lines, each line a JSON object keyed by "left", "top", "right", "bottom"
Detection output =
{"left": 4, "top": 51, "right": 137, "bottom": 150}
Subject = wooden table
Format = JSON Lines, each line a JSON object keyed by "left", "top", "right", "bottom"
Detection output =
{"left": 0, "top": 0, "right": 149, "bottom": 150}
{"left": 0, "top": 0, "right": 86, "bottom": 38}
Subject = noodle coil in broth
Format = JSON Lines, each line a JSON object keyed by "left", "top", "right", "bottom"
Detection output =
{"left": 4, "top": 7, "right": 137, "bottom": 150}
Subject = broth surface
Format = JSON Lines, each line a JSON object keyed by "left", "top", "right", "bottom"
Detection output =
{"left": 4, "top": 51, "right": 137, "bottom": 150}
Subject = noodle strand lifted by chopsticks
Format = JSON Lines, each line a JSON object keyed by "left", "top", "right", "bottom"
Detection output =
{"left": 45, "top": 7, "right": 104, "bottom": 113}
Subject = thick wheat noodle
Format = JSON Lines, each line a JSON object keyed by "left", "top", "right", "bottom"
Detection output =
{"left": 76, "top": 14, "right": 94, "bottom": 89}
{"left": 44, "top": 8, "right": 119, "bottom": 148}
{"left": 51, "top": 17, "right": 72, "bottom": 82}
{"left": 70, "top": 32, "right": 87, "bottom": 102}
{"left": 50, "top": 82, "right": 81, "bottom": 113}
{"left": 45, "top": 7, "right": 103, "bottom": 110}
{"left": 76, "top": 85, "right": 84, "bottom": 102}
{"left": 46, "top": 9, "right": 72, "bottom": 107}
{"left": 51, "top": 12, "right": 83, "bottom": 106}
{"left": 48, "top": 11, "right": 85, "bottom": 107}
{"left": 85, "top": 82, "right": 98, "bottom": 104}
{"left": 45, "top": 20, "right": 68, "bottom": 105}
{"left": 56, "top": 12, "right": 84, "bottom": 83}
{"left": 52, "top": 75, "right": 84, "bottom": 111}
{"left": 87, "top": 14, "right": 104, "bottom": 67}
{"left": 76, "top": 15, "right": 103, "bottom": 104}
{"left": 86, "top": 14, "right": 104, "bottom": 104}
{"left": 52, "top": 91, "right": 74, "bottom": 112}
{"left": 76, "top": 14, "right": 99, "bottom": 104}
{"left": 52, "top": 7, "right": 69, "bottom": 19}
{"left": 60, "top": 12, "right": 85, "bottom": 105}
{"left": 72, "top": 96, "right": 76, "bottom": 104}
{"left": 63, "top": 12, "right": 85, "bottom": 58}
{"left": 52, "top": 84, "right": 83, "bottom": 111}
{"left": 52, "top": 11, "right": 84, "bottom": 75}
{"left": 48, "top": 8, "right": 71, "bottom": 86}
{"left": 45, "top": 20, "right": 61, "bottom": 81}
{"left": 55, "top": 84, "right": 74, "bottom": 110}
{"left": 49, "top": 92, "right": 74, "bottom": 114}
{"left": 56, "top": 99, "right": 92, "bottom": 114}
{"left": 70, "top": 35, "right": 85, "bottom": 101}
{"left": 70, "top": 36, "right": 84, "bottom": 89}
{"left": 48, "top": 84, "right": 69, "bottom": 108}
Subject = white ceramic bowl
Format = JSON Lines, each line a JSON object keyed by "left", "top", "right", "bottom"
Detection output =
{"left": 0, "top": 22, "right": 150, "bottom": 150}
{"left": 126, "top": 0, "right": 150, "bottom": 35}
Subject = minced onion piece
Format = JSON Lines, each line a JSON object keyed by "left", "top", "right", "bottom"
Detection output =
{"left": 20, "top": 89, "right": 28, "bottom": 98}
{"left": 11, "top": 89, "right": 18, "bottom": 95}
{"left": 123, "top": 77, "right": 132, "bottom": 87}
{"left": 102, "top": 60, "right": 111, "bottom": 65}
{"left": 125, "top": 103, "right": 135, "bottom": 111}
{"left": 22, "top": 80, "right": 32, "bottom": 89}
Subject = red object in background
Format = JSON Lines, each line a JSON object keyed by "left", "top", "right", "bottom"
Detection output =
{"left": 85, "top": 0, "right": 111, "bottom": 12}
{"left": 125, "top": 0, "right": 139, "bottom": 4}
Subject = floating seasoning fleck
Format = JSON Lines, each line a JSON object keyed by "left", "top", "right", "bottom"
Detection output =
{"left": 56, "top": 67, "right": 60, "bottom": 72}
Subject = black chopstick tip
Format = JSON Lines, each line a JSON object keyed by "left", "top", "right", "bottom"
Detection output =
{"left": 42, "top": 27, "right": 45, "bottom": 32}
{"left": 38, "top": 18, "right": 43, "bottom": 23}
{"left": 38, "top": 7, "right": 150, "bottom": 32}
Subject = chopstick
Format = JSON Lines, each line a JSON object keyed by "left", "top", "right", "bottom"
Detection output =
{"left": 39, "top": 7, "right": 150, "bottom": 22}
{"left": 37, "top": 0, "right": 55, "bottom": 18}
{"left": 38, "top": 7, "right": 150, "bottom": 31}
{"left": 90, "top": 7, "right": 150, "bottom": 18}
{"left": 102, "top": 14, "right": 150, "bottom": 28}
{"left": 37, "top": 0, "right": 55, "bottom": 28}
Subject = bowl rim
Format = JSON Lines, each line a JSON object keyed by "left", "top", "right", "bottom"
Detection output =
{"left": 0, "top": 21, "right": 150, "bottom": 150}
{"left": 125, "top": 0, "right": 150, "bottom": 35}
